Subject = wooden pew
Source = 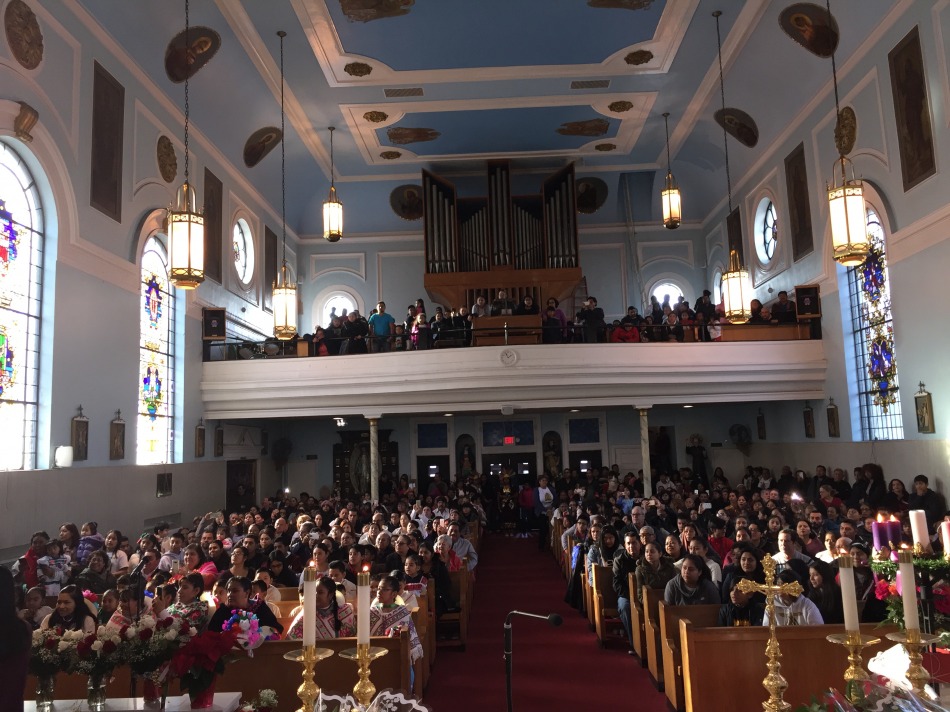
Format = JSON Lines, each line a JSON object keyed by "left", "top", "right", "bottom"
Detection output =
{"left": 278, "top": 586, "right": 299, "bottom": 601}
{"left": 438, "top": 567, "right": 470, "bottom": 651}
{"left": 592, "top": 564, "right": 623, "bottom": 647}
{"left": 24, "top": 633, "right": 412, "bottom": 704}
{"left": 627, "top": 575, "right": 651, "bottom": 665}
{"left": 642, "top": 587, "right": 664, "bottom": 689}
{"left": 680, "top": 622, "right": 897, "bottom": 712}
{"left": 658, "top": 602, "right": 720, "bottom": 711}
{"left": 274, "top": 599, "right": 300, "bottom": 619}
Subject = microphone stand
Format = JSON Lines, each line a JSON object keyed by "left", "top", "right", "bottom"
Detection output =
{"left": 504, "top": 610, "right": 562, "bottom": 712}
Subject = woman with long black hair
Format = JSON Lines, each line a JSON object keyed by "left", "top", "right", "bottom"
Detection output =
{"left": 286, "top": 576, "right": 355, "bottom": 640}
{"left": 0, "top": 566, "right": 31, "bottom": 711}
{"left": 41, "top": 584, "right": 96, "bottom": 633}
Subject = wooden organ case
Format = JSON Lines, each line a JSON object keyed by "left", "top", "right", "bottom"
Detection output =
{"left": 422, "top": 161, "right": 583, "bottom": 310}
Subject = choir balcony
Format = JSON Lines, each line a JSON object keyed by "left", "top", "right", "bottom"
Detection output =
{"left": 200, "top": 334, "right": 826, "bottom": 420}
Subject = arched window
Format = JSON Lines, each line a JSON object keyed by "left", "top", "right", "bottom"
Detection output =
{"left": 754, "top": 197, "right": 777, "bottom": 264}
{"left": 232, "top": 218, "right": 254, "bottom": 287}
{"left": 845, "top": 206, "right": 902, "bottom": 440}
{"left": 0, "top": 141, "right": 44, "bottom": 470}
{"left": 138, "top": 234, "right": 175, "bottom": 464}
{"left": 321, "top": 291, "right": 357, "bottom": 326}
{"left": 650, "top": 281, "right": 685, "bottom": 308}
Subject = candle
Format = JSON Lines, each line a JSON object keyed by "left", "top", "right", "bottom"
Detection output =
{"left": 357, "top": 567, "right": 370, "bottom": 646}
{"left": 302, "top": 565, "right": 317, "bottom": 648}
{"left": 941, "top": 521, "right": 950, "bottom": 556}
{"left": 837, "top": 554, "right": 860, "bottom": 633}
{"left": 898, "top": 550, "right": 920, "bottom": 631}
{"left": 909, "top": 510, "right": 929, "bottom": 551}
{"left": 872, "top": 515, "right": 884, "bottom": 552}
{"left": 887, "top": 516, "right": 902, "bottom": 550}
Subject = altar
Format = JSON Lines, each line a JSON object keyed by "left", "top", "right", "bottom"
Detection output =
{"left": 24, "top": 692, "right": 241, "bottom": 712}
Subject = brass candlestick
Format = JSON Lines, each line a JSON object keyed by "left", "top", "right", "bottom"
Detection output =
{"left": 826, "top": 632, "right": 879, "bottom": 703}
{"left": 885, "top": 629, "right": 940, "bottom": 695}
{"left": 283, "top": 646, "right": 334, "bottom": 712}
{"left": 339, "top": 644, "right": 389, "bottom": 707}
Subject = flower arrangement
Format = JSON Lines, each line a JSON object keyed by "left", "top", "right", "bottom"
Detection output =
{"left": 793, "top": 678, "right": 942, "bottom": 711}
{"left": 239, "top": 689, "right": 278, "bottom": 712}
{"left": 169, "top": 629, "right": 239, "bottom": 699}
{"left": 123, "top": 614, "right": 197, "bottom": 678}
{"left": 66, "top": 625, "right": 125, "bottom": 678}
{"left": 221, "top": 610, "right": 274, "bottom": 655}
{"left": 872, "top": 557, "right": 950, "bottom": 646}
{"left": 29, "top": 627, "right": 77, "bottom": 678}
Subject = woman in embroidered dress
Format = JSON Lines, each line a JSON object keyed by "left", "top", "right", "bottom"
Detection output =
{"left": 285, "top": 577, "right": 355, "bottom": 641}
{"left": 369, "top": 575, "right": 423, "bottom": 664}
{"left": 164, "top": 573, "right": 210, "bottom": 631}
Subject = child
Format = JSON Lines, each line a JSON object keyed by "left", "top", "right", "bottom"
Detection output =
{"left": 19, "top": 586, "right": 52, "bottom": 630}
{"left": 97, "top": 589, "right": 119, "bottom": 626}
{"left": 411, "top": 313, "right": 429, "bottom": 351}
{"left": 392, "top": 323, "right": 407, "bottom": 351}
{"left": 37, "top": 540, "right": 68, "bottom": 596}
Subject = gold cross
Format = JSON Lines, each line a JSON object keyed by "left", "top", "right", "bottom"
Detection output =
{"left": 737, "top": 554, "right": 804, "bottom": 712}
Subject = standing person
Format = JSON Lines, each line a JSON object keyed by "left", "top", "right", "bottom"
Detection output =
{"left": 368, "top": 301, "right": 395, "bottom": 353}
{"left": 0, "top": 566, "right": 31, "bottom": 712}
{"left": 577, "top": 296, "right": 606, "bottom": 343}
{"left": 534, "top": 474, "right": 556, "bottom": 551}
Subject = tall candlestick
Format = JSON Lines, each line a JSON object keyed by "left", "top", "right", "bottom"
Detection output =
{"left": 302, "top": 565, "right": 317, "bottom": 648}
{"left": 357, "top": 568, "right": 370, "bottom": 646}
{"left": 909, "top": 511, "right": 929, "bottom": 552}
{"left": 898, "top": 550, "right": 920, "bottom": 631}
{"left": 837, "top": 554, "right": 860, "bottom": 633}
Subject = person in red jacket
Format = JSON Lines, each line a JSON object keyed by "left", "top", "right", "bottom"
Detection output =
{"left": 610, "top": 321, "right": 640, "bottom": 344}
{"left": 707, "top": 518, "right": 734, "bottom": 564}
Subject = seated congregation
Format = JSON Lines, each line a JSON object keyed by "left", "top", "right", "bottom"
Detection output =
{"left": 9, "top": 486, "right": 483, "bottom": 703}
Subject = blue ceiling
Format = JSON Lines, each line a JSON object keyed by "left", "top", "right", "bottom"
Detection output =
{"left": 71, "top": 0, "right": 897, "bottom": 236}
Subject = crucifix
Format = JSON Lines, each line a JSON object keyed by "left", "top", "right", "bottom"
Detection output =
{"left": 737, "top": 554, "right": 804, "bottom": 712}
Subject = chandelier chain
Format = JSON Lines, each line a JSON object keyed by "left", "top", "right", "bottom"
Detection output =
{"left": 826, "top": 0, "right": 843, "bottom": 155}
{"left": 714, "top": 10, "right": 732, "bottom": 212}
{"left": 663, "top": 112, "right": 672, "bottom": 172}
{"left": 279, "top": 30, "right": 287, "bottom": 267}
{"left": 183, "top": 0, "right": 190, "bottom": 182}
{"left": 329, "top": 126, "right": 335, "bottom": 188}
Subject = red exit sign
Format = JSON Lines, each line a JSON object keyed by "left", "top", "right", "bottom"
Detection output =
{"left": 503, "top": 436, "right": 516, "bottom": 445}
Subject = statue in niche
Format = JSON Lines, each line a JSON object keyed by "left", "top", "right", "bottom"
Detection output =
{"left": 349, "top": 442, "right": 371, "bottom": 496}
{"left": 544, "top": 438, "right": 561, "bottom": 477}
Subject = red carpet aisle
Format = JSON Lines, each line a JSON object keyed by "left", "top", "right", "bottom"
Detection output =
{"left": 423, "top": 533, "right": 669, "bottom": 711}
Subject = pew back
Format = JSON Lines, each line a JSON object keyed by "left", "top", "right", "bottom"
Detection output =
{"left": 642, "top": 587, "right": 664, "bottom": 687}
{"left": 658, "top": 602, "right": 719, "bottom": 711}
{"left": 627, "top": 573, "right": 647, "bottom": 664}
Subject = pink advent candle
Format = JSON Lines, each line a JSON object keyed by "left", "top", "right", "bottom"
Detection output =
{"left": 941, "top": 521, "right": 950, "bottom": 556}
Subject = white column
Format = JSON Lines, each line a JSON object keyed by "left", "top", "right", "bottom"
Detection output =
{"left": 637, "top": 406, "right": 652, "bottom": 497}
{"left": 368, "top": 416, "right": 379, "bottom": 504}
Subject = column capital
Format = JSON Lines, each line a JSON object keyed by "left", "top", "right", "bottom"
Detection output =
{"left": 634, "top": 404, "right": 652, "bottom": 411}
{"left": 363, "top": 414, "right": 383, "bottom": 421}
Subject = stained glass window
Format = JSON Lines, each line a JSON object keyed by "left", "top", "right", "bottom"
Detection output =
{"left": 0, "top": 141, "right": 44, "bottom": 470}
{"left": 846, "top": 206, "right": 902, "bottom": 440}
{"left": 138, "top": 235, "right": 175, "bottom": 464}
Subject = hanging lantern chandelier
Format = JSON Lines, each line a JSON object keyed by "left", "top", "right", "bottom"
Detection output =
{"left": 323, "top": 126, "right": 343, "bottom": 243}
{"left": 713, "top": 10, "right": 752, "bottom": 324}
{"left": 167, "top": 0, "right": 204, "bottom": 290}
{"left": 660, "top": 112, "right": 682, "bottom": 229}
{"left": 823, "top": 0, "right": 869, "bottom": 267}
{"left": 272, "top": 30, "right": 297, "bottom": 341}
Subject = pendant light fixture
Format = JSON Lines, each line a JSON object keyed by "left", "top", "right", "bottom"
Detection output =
{"left": 824, "top": 0, "right": 869, "bottom": 267}
{"left": 272, "top": 30, "right": 297, "bottom": 341}
{"left": 323, "top": 126, "right": 343, "bottom": 242}
{"left": 167, "top": 0, "right": 204, "bottom": 290}
{"left": 660, "top": 112, "right": 681, "bottom": 229}
{"left": 713, "top": 10, "right": 752, "bottom": 325}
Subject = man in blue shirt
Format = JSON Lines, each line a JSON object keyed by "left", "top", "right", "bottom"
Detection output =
{"left": 368, "top": 301, "right": 395, "bottom": 353}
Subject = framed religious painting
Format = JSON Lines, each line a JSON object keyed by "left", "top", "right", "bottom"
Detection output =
{"left": 803, "top": 405, "right": 816, "bottom": 439}
{"left": 89, "top": 62, "right": 124, "bottom": 222}
{"left": 756, "top": 411, "right": 767, "bottom": 440}
{"left": 71, "top": 408, "right": 89, "bottom": 461}
{"left": 156, "top": 472, "right": 172, "bottom": 498}
{"left": 826, "top": 400, "right": 840, "bottom": 438}
{"left": 195, "top": 421, "right": 206, "bottom": 458}
{"left": 109, "top": 412, "right": 125, "bottom": 460}
{"left": 784, "top": 143, "right": 814, "bottom": 261}
{"left": 214, "top": 427, "right": 224, "bottom": 457}
{"left": 915, "top": 389, "right": 935, "bottom": 434}
{"left": 889, "top": 27, "right": 936, "bottom": 191}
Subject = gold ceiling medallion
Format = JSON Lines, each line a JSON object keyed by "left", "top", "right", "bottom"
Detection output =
{"left": 339, "top": 0, "right": 414, "bottom": 23}
{"left": 364, "top": 111, "right": 389, "bottom": 123}
{"left": 588, "top": 0, "right": 654, "bottom": 9}
{"left": 243, "top": 126, "right": 282, "bottom": 167}
{"left": 156, "top": 135, "right": 178, "bottom": 182}
{"left": 557, "top": 119, "right": 609, "bottom": 137}
{"left": 387, "top": 127, "right": 440, "bottom": 145}
{"left": 380, "top": 150, "right": 402, "bottom": 160}
{"left": 164, "top": 26, "right": 221, "bottom": 83}
{"left": 608, "top": 100, "right": 634, "bottom": 113}
{"left": 714, "top": 107, "right": 759, "bottom": 148}
{"left": 344, "top": 62, "right": 373, "bottom": 77}
{"left": 14, "top": 101, "right": 38, "bottom": 143}
{"left": 4, "top": 0, "right": 43, "bottom": 70}
{"left": 624, "top": 49, "right": 653, "bottom": 65}
{"left": 594, "top": 143, "right": 616, "bottom": 152}
{"left": 834, "top": 106, "right": 857, "bottom": 155}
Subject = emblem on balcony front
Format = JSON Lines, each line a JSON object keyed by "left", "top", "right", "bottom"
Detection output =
{"left": 500, "top": 349, "right": 518, "bottom": 367}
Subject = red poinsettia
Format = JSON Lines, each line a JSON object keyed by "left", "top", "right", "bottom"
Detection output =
{"left": 170, "top": 629, "right": 239, "bottom": 692}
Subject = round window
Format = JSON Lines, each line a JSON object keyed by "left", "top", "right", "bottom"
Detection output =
{"left": 232, "top": 218, "right": 255, "bottom": 286}
{"left": 754, "top": 198, "right": 777, "bottom": 264}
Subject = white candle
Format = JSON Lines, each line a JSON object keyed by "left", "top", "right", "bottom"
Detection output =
{"left": 357, "top": 568, "right": 370, "bottom": 646}
{"left": 302, "top": 565, "right": 317, "bottom": 648}
{"left": 837, "top": 554, "right": 860, "bottom": 633}
{"left": 940, "top": 521, "right": 950, "bottom": 556}
{"left": 898, "top": 550, "right": 920, "bottom": 631}
{"left": 909, "top": 510, "right": 929, "bottom": 551}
